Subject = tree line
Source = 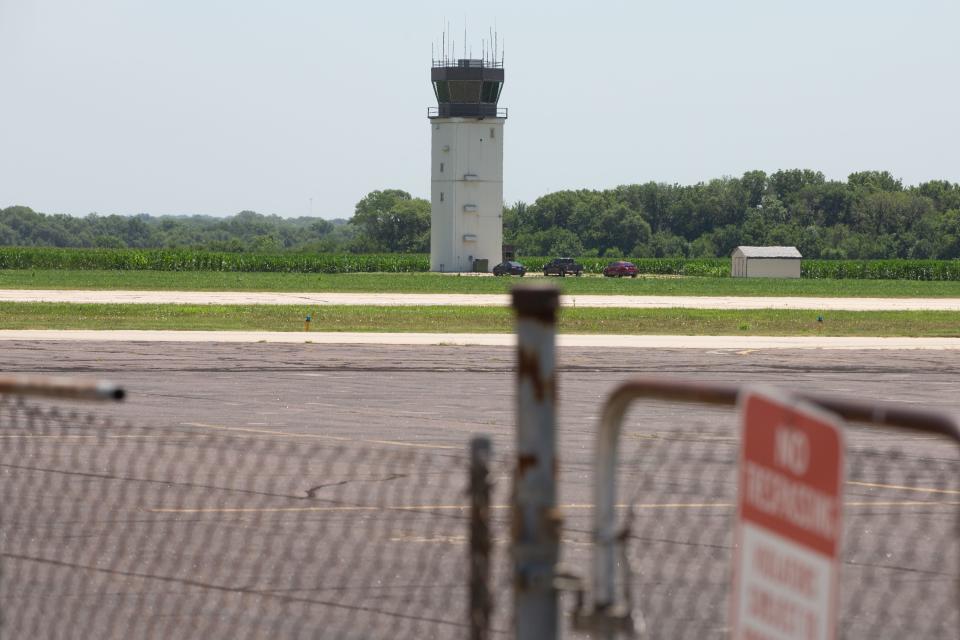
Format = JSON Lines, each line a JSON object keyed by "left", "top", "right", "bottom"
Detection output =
{"left": 504, "top": 170, "right": 960, "bottom": 259}
{"left": 3, "top": 170, "right": 959, "bottom": 259}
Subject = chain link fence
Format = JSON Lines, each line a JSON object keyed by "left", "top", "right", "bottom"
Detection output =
{"left": 3, "top": 374, "right": 958, "bottom": 640}
{"left": 0, "top": 393, "right": 488, "bottom": 639}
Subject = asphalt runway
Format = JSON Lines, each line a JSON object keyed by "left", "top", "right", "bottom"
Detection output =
{"left": 1, "top": 342, "right": 958, "bottom": 638}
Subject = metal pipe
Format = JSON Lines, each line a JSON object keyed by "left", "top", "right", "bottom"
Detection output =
{"left": 512, "top": 285, "right": 561, "bottom": 640}
{"left": 0, "top": 375, "right": 125, "bottom": 402}
{"left": 591, "top": 376, "right": 960, "bottom": 625}
{"left": 469, "top": 436, "right": 493, "bottom": 640}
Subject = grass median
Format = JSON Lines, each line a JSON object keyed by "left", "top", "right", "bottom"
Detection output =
{"left": 4, "top": 269, "right": 960, "bottom": 297}
{"left": 1, "top": 302, "right": 958, "bottom": 336}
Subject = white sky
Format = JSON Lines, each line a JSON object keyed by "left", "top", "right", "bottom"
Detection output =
{"left": 1, "top": 0, "right": 957, "bottom": 219}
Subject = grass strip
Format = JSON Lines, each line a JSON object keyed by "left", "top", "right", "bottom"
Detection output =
{"left": 4, "top": 270, "right": 960, "bottom": 298}
{"left": 0, "top": 303, "right": 958, "bottom": 337}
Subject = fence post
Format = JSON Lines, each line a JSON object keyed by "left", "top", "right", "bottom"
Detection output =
{"left": 469, "top": 436, "right": 493, "bottom": 640}
{"left": 511, "top": 286, "right": 561, "bottom": 640}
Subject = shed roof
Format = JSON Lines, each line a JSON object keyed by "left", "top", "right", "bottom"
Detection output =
{"left": 733, "top": 246, "right": 802, "bottom": 259}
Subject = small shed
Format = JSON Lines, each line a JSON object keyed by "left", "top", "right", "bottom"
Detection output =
{"left": 731, "top": 246, "right": 802, "bottom": 278}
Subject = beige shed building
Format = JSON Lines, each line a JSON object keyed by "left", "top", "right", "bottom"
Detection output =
{"left": 731, "top": 246, "right": 802, "bottom": 278}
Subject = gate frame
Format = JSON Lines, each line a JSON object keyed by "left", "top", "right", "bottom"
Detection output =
{"left": 585, "top": 376, "right": 960, "bottom": 637}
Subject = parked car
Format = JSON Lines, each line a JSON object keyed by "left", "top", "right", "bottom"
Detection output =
{"left": 492, "top": 260, "right": 527, "bottom": 276}
{"left": 543, "top": 257, "right": 583, "bottom": 277}
{"left": 602, "top": 261, "right": 639, "bottom": 278}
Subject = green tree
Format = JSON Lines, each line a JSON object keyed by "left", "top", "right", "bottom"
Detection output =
{"left": 546, "top": 228, "right": 584, "bottom": 256}
{"left": 932, "top": 210, "right": 960, "bottom": 258}
{"left": 848, "top": 170, "right": 903, "bottom": 193}
{"left": 350, "top": 190, "right": 430, "bottom": 252}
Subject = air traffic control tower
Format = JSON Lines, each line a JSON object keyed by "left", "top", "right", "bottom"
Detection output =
{"left": 428, "top": 53, "right": 506, "bottom": 273}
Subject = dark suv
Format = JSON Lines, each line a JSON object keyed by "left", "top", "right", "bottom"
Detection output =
{"left": 492, "top": 260, "right": 526, "bottom": 276}
{"left": 543, "top": 257, "right": 583, "bottom": 277}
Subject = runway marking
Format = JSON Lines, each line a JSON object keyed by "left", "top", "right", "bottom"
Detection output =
{"left": 0, "top": 434, "right": 167, "bottom": 439}
{"left": 180, "top": 422, "right": 457, "bottom": 450}
{"left": 301, "top": 401, "right": 498, "bottom": 428}
{"left": 390, "top": 535, "right": 466, "bottom": 543}
{"left": 146, "top": 503, "right": 720, "bottom": 514}
{"left": 147, "top": 505, "right": 472, "bottom": 514}
{"left": 847, "top": 480, "right": 960, "bottom": 496}
{"left": 847, "top": 500, "right": 960, "bottom": 507}
{"left": 145, "top": 500, "right": 957, "bottom": 514}
{"left": 388, "top": 534, "right": 594, "bottom": 546}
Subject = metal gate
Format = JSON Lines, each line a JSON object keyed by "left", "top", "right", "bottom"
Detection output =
{"left": 506, "top": 286, "right": 960, "bottom": 640}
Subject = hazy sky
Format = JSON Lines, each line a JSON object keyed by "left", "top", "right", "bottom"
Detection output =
{"left": 2, "top": 1, "right": 957, "bottom": 219}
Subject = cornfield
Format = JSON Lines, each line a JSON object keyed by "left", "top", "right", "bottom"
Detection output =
{"left": 801, "top": 259, "right": 960, "bottom": 281}
{"left": 0, "top": 248, "right": 429, "bottom": 273}
{"left": 1, "top": 248, "right": 958, "bottom": 280}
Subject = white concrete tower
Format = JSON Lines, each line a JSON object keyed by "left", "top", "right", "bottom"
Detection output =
{"left": 428, "top": 55, "right": 506, "bottom": 272}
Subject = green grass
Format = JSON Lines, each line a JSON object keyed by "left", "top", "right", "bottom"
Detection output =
{"left": 1, "top": 302, "right": 958, "bottom": 336}
{"left": 4, "top": 269, "right": 960, "bottom": 297}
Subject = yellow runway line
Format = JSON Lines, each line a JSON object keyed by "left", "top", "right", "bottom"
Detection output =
{"left": 146, "top": 503, "right": 734, "bottom": 514}
{"left": 847, "top": 480, "right": 960, "bottom": 496}
{"left": 147, "top": 505, "right": 472, "bottom": 514}
{"left": 146, "top": 503, "right": 712, "bottom": 514}
{"left": 180, "top": 421, "right": 457, "bottom": 450}
{"left": 146, "top": 498, "right": 958, "bottom": 515}
{"left": 0, "top": 434, "right": 168, "bottom": 439}
{"left": 846, "top": 500, "right": 960, "bottom": 507}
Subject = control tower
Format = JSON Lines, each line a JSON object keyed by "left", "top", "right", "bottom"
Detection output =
{"left": 428, "top": 51, "right": 506, "bottom": 273}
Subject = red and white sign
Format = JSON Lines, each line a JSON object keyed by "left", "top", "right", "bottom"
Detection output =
{"left": 731, "top": 390, "right": 845, "bottom": 640}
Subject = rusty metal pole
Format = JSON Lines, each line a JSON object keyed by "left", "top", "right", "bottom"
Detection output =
{"left": 511, "top": 286, "right": 561, "bottom": 640}
{"left": 469, "top": 436, "right": 493, "bottom": 640}
{"left": 0, "top": 375, "right": 124, "bottom": 401}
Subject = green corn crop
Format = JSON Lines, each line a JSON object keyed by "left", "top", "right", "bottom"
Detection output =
{"left": 1, "top": 248, "right": 958, "bottom": 280}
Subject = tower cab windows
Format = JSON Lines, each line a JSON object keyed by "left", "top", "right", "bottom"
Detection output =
{"left": 428, "top": 58, "right": 506, "bottom": 119}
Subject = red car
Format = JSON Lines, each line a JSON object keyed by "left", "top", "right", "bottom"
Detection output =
{"left": 602, "top": 261, "right": 639, "bottom": 278}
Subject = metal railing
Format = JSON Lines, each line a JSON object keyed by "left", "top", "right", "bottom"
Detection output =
{"left": 432, "top": 59, "right": 504, "bottom": 70}
{"left": 428, "top": 106, "right": 508, "bottom": 119}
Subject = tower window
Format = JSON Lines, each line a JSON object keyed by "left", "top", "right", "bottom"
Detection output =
{"left": 440, "top": 162, "right": 444, "bottom": 173}
{"left": 490, "top": 128, "right": 495, "bottom": 139}
{"left": 440, "top": 192, "right": 444, "bottom": 202}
